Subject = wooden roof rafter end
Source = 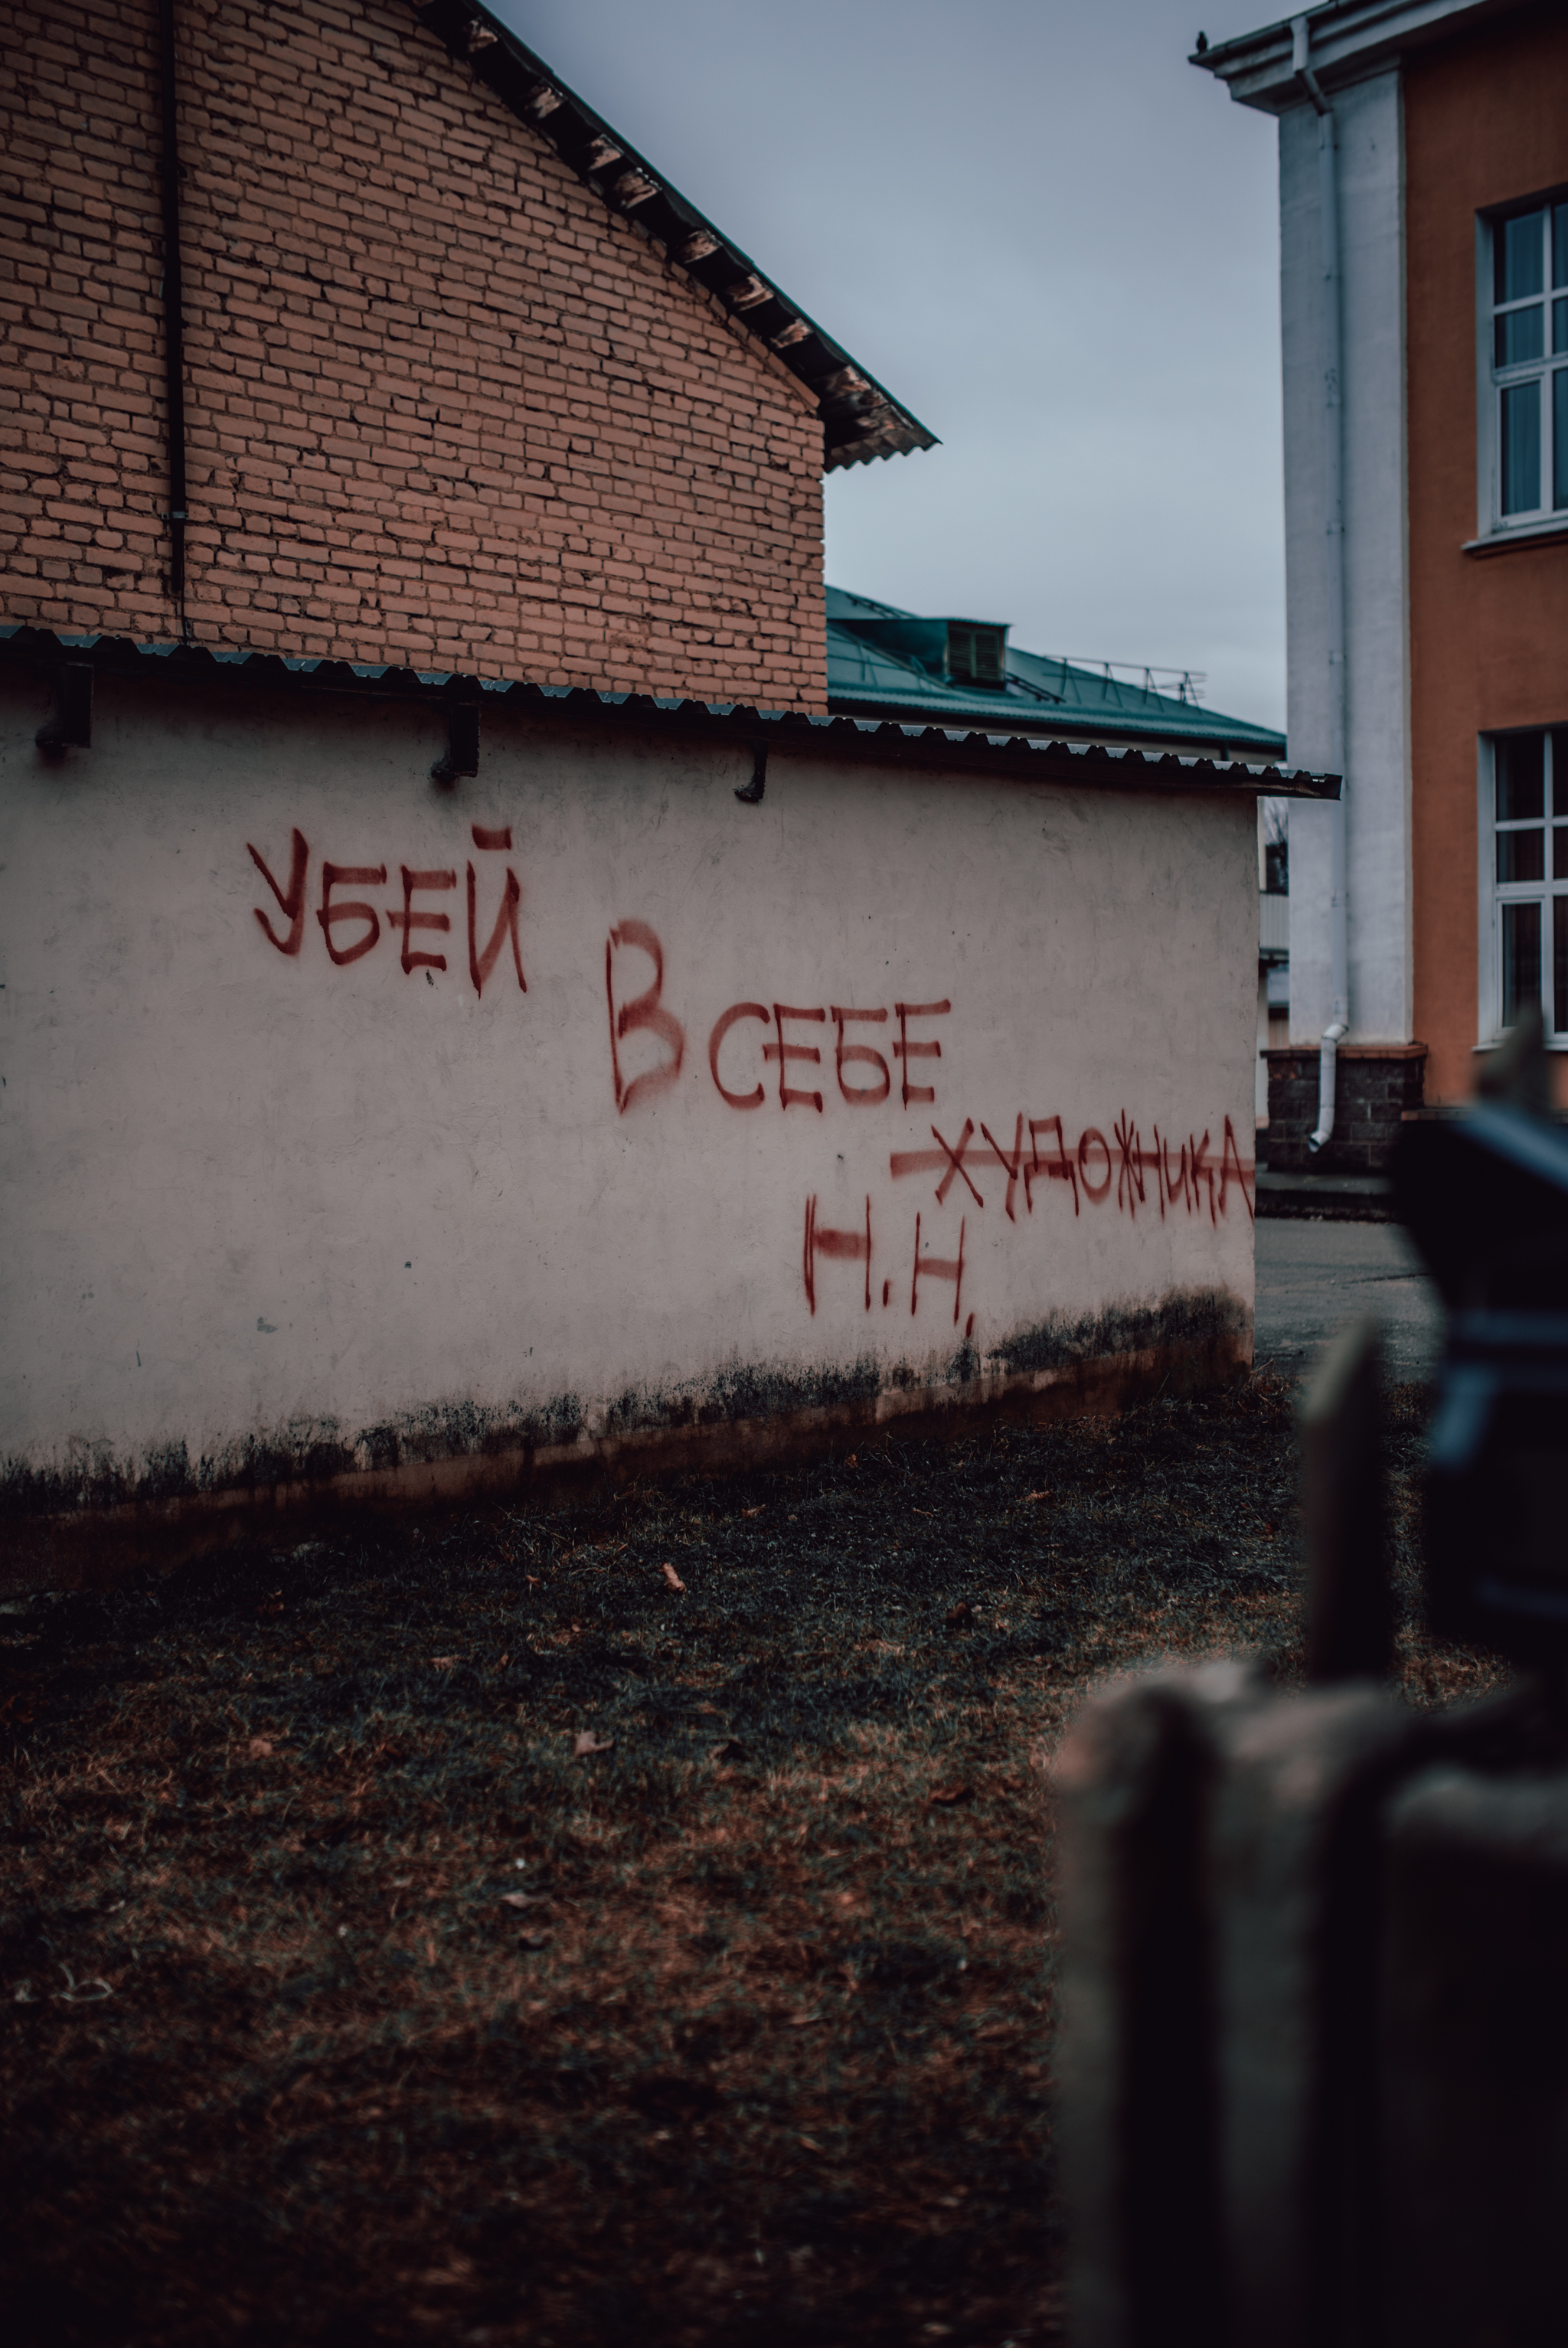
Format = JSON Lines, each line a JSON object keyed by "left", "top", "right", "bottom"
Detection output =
{"left": 408, "top": 0, "right": 938, "bottom": 472}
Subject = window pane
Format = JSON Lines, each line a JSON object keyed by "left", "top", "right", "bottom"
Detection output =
{"left": 1498, "top": 210, "right": 1545, "bottom": 303}
{"left": 1555, "top": 203, "right": 1568, "bottom": 290}
{"left": 1498, "top": 828, "right": 1545, "bottom": 882}
{"left": 1557, "top": 900, "right": 1568, "bottom": 1036}
{"left": 1497, "top": 733, "right": 1545, "bottom": 820}
{"left": 1557, "top": 298, "right": 1568, "bottom": 355}
{"left": 1554, "top": 825, "right": 1568, "bottom": 880}
{"left": 1496, "top": 305, "right": 1545, "bottom": 367}
{"left": 1502, "top": 380, "right": 1542, "bottom": 512}
{"left": 1557, "top": 370, "right": 1568, "bottom": 510}
{"left": 1502, "top": 900, "right": 1542, "bottom": 1027}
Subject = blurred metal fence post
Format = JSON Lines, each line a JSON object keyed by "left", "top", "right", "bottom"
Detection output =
{"left": 1210, "top": 1685, "right": 1419, "bottom": 2348}
{"left": 1301, "top": 1321, "right": 1392, "bottom": 1685}
{"left": 1057, "top": 1037, "right": 1568, "bottom": 2345}
{"left": 1197, "top": 1323, "right": 1406, "bottom": 2344}
{"left": 1380, "top": 1765, "right": 1568, "bottom": 2348}
{"left": 1055, "top": 1318, "right": 1537, "bottom": 2346}
{"left": 1055, "top": 1661, "right": 1263, "bottom": 2348}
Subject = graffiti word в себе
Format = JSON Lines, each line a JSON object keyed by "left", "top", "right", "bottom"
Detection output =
{"left": 247, "top": 828, "right": 526, "bottom": 994}
{"left": 707, "top": 998, "right": 952, "bottom": 1112}
{"left": 605, "top": 922, "right": 953, "bottom": 1116}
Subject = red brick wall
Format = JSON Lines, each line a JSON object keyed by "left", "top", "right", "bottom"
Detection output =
{"left": 1, "top": 0, "right": 829, "bottom": 707}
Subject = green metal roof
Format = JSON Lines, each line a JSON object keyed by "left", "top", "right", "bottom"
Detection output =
{"left": 827, "top": 588, "right": 1286, "bottom": 756}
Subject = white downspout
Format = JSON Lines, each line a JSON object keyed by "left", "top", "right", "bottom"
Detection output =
{"left": 1293, "top": 14, "right": 1350, "bottom": 1154}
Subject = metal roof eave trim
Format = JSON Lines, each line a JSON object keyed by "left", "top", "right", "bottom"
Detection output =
{"left": 1191, "top": 0, "right": 1510, "bottom": 110}
{"left": 1, "top": 624, "right": 1339, "bottom": 801}
{"left": 407, "top": 0, "right": 937, "bottom": 472}
{"left": 827, "top": 691, "right": 1288, "bottom": 755}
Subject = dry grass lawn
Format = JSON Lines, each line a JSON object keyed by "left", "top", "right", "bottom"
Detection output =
{"left": 0, "top": 1376, "right": 1502, "bottom": 2346}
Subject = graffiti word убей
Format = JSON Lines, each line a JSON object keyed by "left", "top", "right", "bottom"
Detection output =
{"left": 248, "top": 827, "right": 525, "bottom": 994}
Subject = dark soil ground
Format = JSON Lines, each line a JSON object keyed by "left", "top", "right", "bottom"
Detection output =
{"left": 0, "top": 1376, "right": 1504, "bottom": 2348}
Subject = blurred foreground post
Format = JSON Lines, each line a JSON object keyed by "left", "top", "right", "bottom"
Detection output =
{"left": 1301, "top": 1320, "right": 1390, "bottom": 1684}
{"left": 1056, "top": 1319, "right": 1422, "bottom": 2348}
{"left": 1057, "top": 1056, "right": 1568, "bottom": 2343}
{"left": 1054, "top": 1662, "right": 1256, "bottom": 2348}
{"left": 1379, "top": 1767, "right": 1568, "bottom": 2346}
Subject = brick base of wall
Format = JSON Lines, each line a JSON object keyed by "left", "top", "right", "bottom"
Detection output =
{"left": 1263, "top": 1044, "right": 1428, "bottom": 1174}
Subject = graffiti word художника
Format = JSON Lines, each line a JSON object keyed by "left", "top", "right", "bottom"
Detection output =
{"left": 802, "top": 1115, "right": 1254, "bottom": 1323}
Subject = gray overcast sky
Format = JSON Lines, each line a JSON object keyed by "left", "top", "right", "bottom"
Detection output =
{"left": 488, "top": 0, "right": 1285, "bottom": 733}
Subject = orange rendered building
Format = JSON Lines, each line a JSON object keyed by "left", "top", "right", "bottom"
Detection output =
{"left": 1200, "top": 0, "right": 1568, "bottom": 1165}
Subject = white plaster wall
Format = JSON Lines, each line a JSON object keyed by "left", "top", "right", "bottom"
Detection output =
{"left": 1280, "top": 69, "right": 1413, "bottom": 1043}
{"left": 0, "top": 676, "right": 1257, "bottom": 1491}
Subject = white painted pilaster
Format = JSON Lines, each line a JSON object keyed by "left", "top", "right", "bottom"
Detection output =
{"left": 1280, "top": 69, "right": 1412, "bottom": 1044}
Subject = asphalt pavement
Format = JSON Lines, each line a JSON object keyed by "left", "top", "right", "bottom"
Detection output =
{"left": 1254, "top": 1218, "right": 1446, "bottom": 1386}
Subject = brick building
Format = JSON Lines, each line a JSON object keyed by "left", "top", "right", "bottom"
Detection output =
{"left": 3, "top": 0, "right": 933, "bottom": 706}
{"left": 2, "top": 2, "right": 1326, "bottom": 1581}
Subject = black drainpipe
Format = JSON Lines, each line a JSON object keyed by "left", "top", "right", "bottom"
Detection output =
{"left": 157, "top": 0, "right": 190, "bottom": 632}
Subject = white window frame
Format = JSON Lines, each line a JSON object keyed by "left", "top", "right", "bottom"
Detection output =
{"left": 1478, "top": 729, "right": 1568, "bottom": 1049}
{"left": 1476, "top": 194, "right": 1568, "bottom": 540}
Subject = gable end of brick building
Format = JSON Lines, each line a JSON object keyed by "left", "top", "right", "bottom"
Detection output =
{"left": 1, "top": 0, "right": 830, "bottom": 706}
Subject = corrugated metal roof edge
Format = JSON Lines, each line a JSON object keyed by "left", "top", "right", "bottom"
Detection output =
{"left": 827, "top": 687, "right": 1287, "bottom": 753}
{"left": 0, "top": 625, "right": 1338, "bottom": 801}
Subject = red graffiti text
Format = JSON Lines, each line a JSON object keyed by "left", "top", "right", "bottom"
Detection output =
{"left": 247, "top": 828, "right": 527, "bottom": 992}
{"left": 606, "top": 919, "right": 686, "bottom": 1114}
{"left": 708, "top": 996, "right": 949, "bottom": 1113}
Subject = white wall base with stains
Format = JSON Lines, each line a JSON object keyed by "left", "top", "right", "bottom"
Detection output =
{"left": 1, "top": 673, "right": 1259, "bottom": 1582}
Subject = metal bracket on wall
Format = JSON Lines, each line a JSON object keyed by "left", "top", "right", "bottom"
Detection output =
{"left": 34, "top": 663, "right": 93, "bottom": 762}
{"left": 734, "top": 740, "right": 767, "bottom": 804}
{"left": 431, "top": 693, "right": 480, "bottom": 789}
